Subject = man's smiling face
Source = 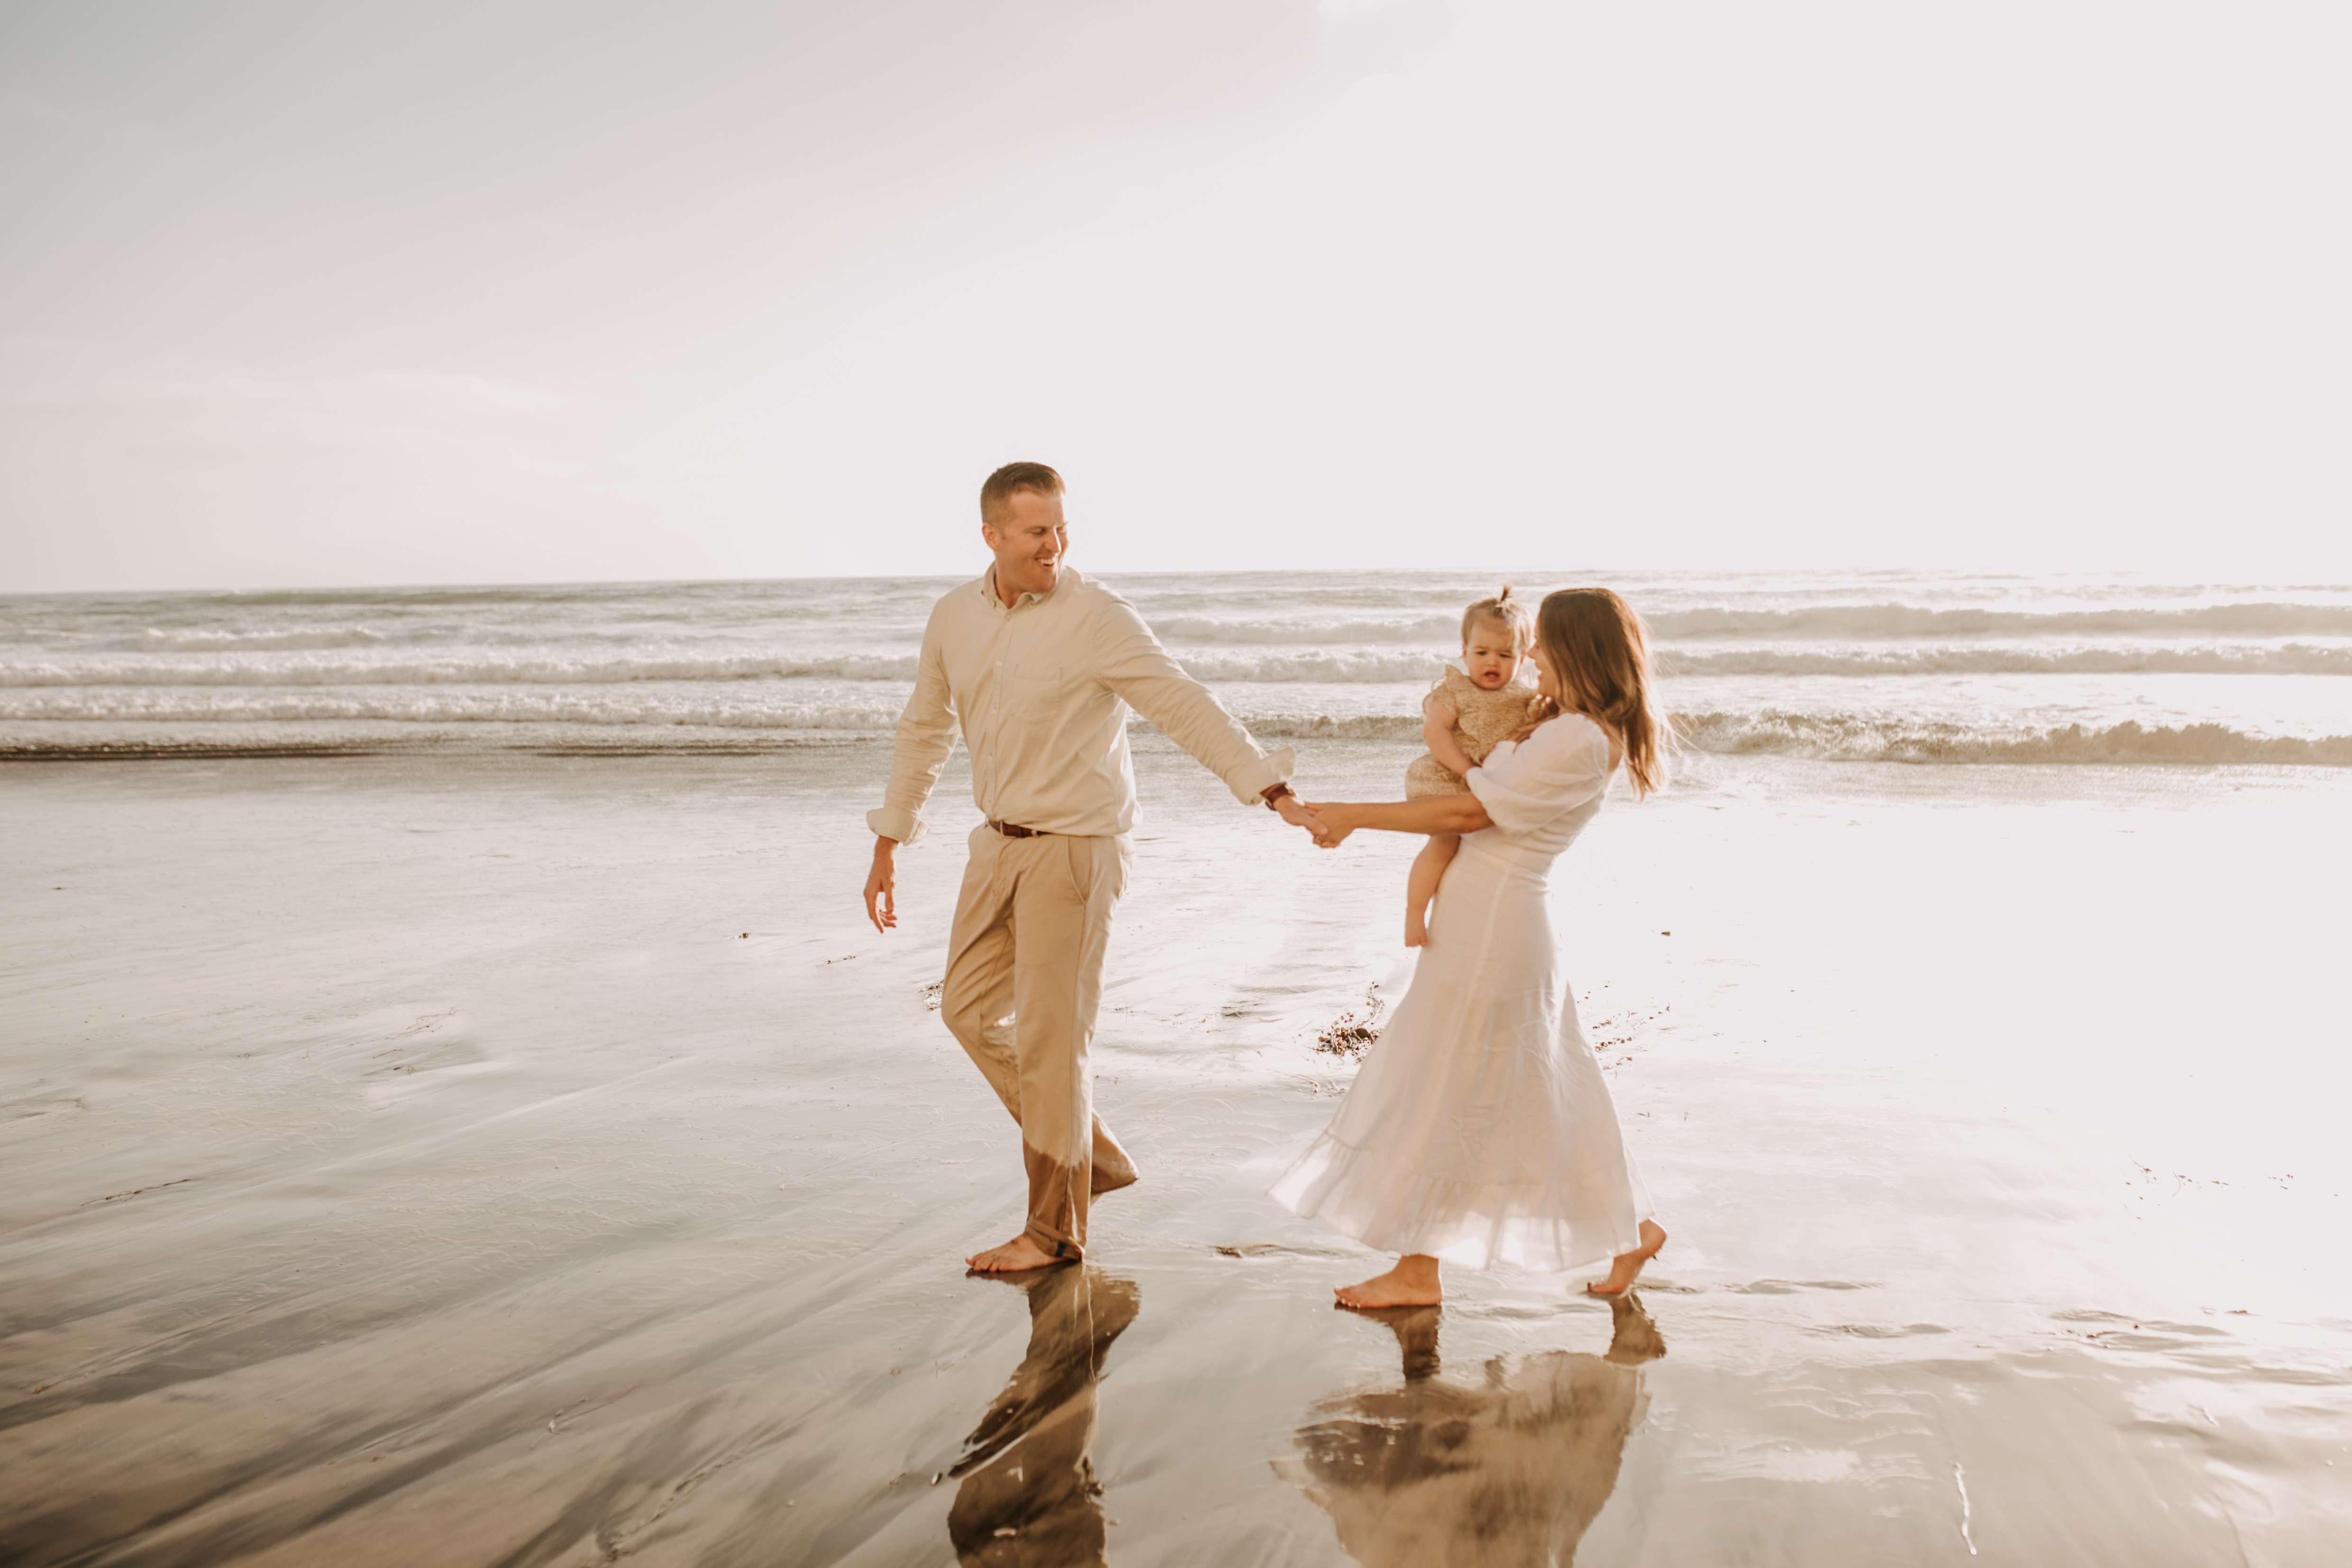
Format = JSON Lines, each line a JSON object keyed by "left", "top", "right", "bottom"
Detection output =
{"left": 982, "top": 488, "right": 1068, "bottom": 604}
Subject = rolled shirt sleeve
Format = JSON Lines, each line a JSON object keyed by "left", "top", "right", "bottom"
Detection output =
{"left": 866, "top": 611, "right": 959, "bottom": 845}
{"left": 1091, "top": 596, "right": 1295, "bottom": 806}
{"left": 1465, "top": 714, "right": 1612, "bottom": 843}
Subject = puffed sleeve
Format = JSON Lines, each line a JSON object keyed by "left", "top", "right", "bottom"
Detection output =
{"left": 1420, "top": 667, "right": 1466, "bottom": 719}
{"left": 1465, "top": 714, "right": 1612, "bottom": 842}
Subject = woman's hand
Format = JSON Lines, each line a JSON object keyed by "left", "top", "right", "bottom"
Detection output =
{"left": 1299, "top": 795, "right": 1490, "bottom": 843}
{"left": 1303, "top": 802, "right": 1357, "bottom": 848}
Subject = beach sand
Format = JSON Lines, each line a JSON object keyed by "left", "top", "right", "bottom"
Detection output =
{"left": 3, "top": 739, "right": 2348, "bottom": 1566}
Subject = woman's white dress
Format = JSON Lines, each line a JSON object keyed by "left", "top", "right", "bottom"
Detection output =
{"left": 1270, "top": 713, "right": 1653, "bottom": 1271}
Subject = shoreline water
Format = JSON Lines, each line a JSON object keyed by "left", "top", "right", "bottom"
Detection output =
{"left": 7, "top": 713, "right": 2352, "bottom": 767}
{"left": 4, "top": 741, "right": 2348, "bottom": 1563}
{"left": 10, "top": 568, "right": 2352, "bottom": 771}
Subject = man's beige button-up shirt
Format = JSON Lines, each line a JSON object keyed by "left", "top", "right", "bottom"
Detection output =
{"left": 866, "top": 567, "right": 1296, "bottom": 843}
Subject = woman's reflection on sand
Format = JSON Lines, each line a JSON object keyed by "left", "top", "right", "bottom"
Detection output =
{"left": 948, "top": 1266, "right": 1140, "bottom": 1568}
{"left": 1279, "top": 1294, "right": 1666, "bottom": 1568}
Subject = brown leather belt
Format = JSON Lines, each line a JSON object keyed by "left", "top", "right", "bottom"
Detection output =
{"left": 987, "top": 820, "right": 1049, "bottom": 839}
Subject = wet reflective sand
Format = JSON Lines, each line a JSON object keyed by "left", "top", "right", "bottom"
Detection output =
{"left": 3, "top": 741, "right": 2348, "bottom": 1565}
{"left": 1280, "top": 1294, "right": 1663, "bottom": 1568}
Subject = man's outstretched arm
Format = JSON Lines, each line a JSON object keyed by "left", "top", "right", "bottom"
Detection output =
{"left": 1092, "top": 599, "right": 1299, "bottom": 810}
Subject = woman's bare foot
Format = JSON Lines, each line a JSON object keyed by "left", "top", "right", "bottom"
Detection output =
{"left": 1335, "top": 1254, "right": 1442, "bottom": 1308}
{"left": 966, "top": 1233, "right": 1068, "bottom": 1274}
{"left": 1585, "top": 1220, "right": 1667, "bottom": 1297}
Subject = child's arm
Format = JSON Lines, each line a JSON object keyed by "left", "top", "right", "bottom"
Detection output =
{"left": 1422, "top": 700, "right": 1478, "bottom": 779}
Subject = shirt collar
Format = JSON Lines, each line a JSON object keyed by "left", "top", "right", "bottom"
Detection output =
{"left": 978, "top": 565, "right": 1065, "bottom": 613}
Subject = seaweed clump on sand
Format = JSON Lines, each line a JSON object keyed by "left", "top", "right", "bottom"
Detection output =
{"left": 1314, "top": 985, "right": 1385, "bottom": 1058}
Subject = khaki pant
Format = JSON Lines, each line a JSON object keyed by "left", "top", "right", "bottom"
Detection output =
{"left": 942, "top": 825, "right": 1138, "bottom": 1259}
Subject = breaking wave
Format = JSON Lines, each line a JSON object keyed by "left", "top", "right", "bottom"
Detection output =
{"left": 1670, "top": 711, "right": 2352, "bottom": 766}
{"left": 13, "top": 639, "right": 2352, "bottom": 690}
{"left": 1646, "top": 602, "right": 2352, "bottom": 639}
{"left": 1660, "top": 644, "right": 2352, "bottom": 677}
{"left": 1233, "top": 710, "right": 2352, "bottom": 764}
{"left": 0, "top": 651, "right": 929, "bottom": 687}
{"left": 10, "top": 689, "right": 2346, "bottom": 767}
{"left": 0, "top": 688, "right": 907, "bottom": 730}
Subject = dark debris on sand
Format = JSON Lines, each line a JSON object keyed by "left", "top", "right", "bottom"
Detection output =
{"left": 1314, "top": 985, "right": 1385, "bottom": 1058}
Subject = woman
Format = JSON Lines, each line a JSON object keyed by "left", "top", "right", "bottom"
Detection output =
{"left": 1272, "top": 587, "right": 1670, "bottom": 1308}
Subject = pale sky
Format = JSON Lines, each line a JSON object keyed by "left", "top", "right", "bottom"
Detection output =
{"left": 4, "top": 0, "right": 2348, "bottom": 593}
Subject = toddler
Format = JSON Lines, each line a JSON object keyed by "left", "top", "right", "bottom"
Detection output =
{"left": 1404, "top": 587, "right": 1544, "bottom": 946}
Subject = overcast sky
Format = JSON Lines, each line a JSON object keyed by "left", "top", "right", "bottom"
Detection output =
{"left": 4, "top": 0, "right": 2348, "bottom": 592}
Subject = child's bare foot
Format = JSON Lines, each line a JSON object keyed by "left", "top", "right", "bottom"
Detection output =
{"left": 1335, "top": 1254, "right": 1441, "bottom": 1308}
{"left": 1404, "top": 912, "right": 1429, "bottom": 948}
{"left": 966, "top": 1233, "right": 1068, "bottom": 1274}
{"left": 1585, "top": 1220, "right": 1667, "bottom": 1297}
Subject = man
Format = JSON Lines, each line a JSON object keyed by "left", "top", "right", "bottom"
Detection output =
{"left": 863, "top": 461, "right": 1322, "bottom": 1273}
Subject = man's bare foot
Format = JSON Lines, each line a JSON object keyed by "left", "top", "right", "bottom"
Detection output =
{"left": 1586, "top": 1219, "right": 1668, "bottom": 1297}
{"left": 966, "top": 1233, "right": 1068, "bottom": 1274}
{"left": 1335, "top": 1254, "right": 1442, "bottom": 1309}
{"left": 1405, "top": 912, "right": 1429, "bottom": 948}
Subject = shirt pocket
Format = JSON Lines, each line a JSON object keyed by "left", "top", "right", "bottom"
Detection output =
{"left": 1007, "top": 663, "right": 1063, "bottom": 722}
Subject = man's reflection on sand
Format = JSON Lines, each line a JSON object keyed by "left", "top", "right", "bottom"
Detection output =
{"left": 1278, "top": 1294, "right": 1666, "bottom": 1568}
{"left": 948, "top": 1266, "right": 1141, "bottom": 1568}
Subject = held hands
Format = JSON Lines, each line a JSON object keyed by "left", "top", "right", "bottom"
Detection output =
{"left": 1270, "top": 790, "right": 1345, "bottom": 851}
{"left": 1299, "top": 801, "right": 1355, "bottom": 849}
{"left": 1274, "top": 793, "right": 1332, "bottom": 840}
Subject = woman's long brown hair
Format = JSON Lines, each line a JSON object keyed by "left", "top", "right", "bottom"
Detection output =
{"left": 1509, "top": 587, "right": 1671, "bottom": 796}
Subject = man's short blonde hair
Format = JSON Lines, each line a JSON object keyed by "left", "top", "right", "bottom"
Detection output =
{"left": 980, "top": 462, "right": 1066, "bottom": 524}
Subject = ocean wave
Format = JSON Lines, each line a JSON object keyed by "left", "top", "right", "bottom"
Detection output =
{"left": 1648, "top": 602, "right": 2352, "bottom": 639}
{"left": 0, "top": 651, "right": 928, "bottom": 687}
{"left": 0, "top": 689, "right": 906, "bottom": 729}
{"left": 12, "top": 638, "right": 2352, "bottom": 689}
{"left": 0, "top": 647, "right": 1452, "bottom": 687}
{"left": 1672, "top": 711, "right": 2352, "bottom": 766}
{"left": 1224, "top": 712, "right": 1429, "bottom": 742}
{"left": 1229, "top": 709, "right": 2352, "bottom": 764}
{"left": 1150, "top": 602, "right": 2352, "bottom": 644}
{"left": 1661, "top": 643, "right": 2352, "bottom": 676}
{"left": 1152, "top": 613, "right": 1463, "bottom": 646}
{"left": 10, "top": 687, "right": 2347, "bottom": 767}
{"left": 128, "top": 626, "right": 393, "bottom": 652}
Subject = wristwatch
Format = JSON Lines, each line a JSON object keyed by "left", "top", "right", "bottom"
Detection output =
{"left": 1261, "top": 783, "right": 1296, "bottom": 811}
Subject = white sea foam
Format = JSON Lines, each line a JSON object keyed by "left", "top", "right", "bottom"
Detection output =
{"left": 0, "top": 651, "right": 928, "bottom": 687}
{"left": 1153, "top": 602, "right": 2352, "bottom": 643}
{"left": 1645, "top": 602, "right": 2352, "bottom": 638}
{"left": 9, "top": 684, "right": 2346, "bottom": 767}
{"left": 0, "top": 687, "right": 908, "bottom": 729}
{"left": 1668, "top": 711, "right": 2352, "bottom": 767}
{"left": 1659, "top": 644, "right": 2352, "bottom": 677}
{"left": 12, "top": 639, "right": 2347, "bottom": 690}
{"left": 7, "top": 570, "right": 2350, "bottom": 766}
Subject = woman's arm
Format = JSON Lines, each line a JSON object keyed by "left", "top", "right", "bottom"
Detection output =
{"left": 1303, "top": 795, "right": 1493, "bottom": 847}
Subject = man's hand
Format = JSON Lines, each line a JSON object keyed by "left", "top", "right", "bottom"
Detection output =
{"left": 864, "top": 837, "right": 899, "bottom": 932}
{"left": 1274, "top": 793, "right": 1328, "bottom": 839}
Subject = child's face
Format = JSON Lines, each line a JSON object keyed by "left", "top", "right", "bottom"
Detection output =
{"left": 1463, "top": 618, "right": 1522, "bottom": 690}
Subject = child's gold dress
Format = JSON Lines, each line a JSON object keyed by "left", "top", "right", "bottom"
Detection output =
{"left": 1405, "top": 666, "right": 1546, "bottom": 798}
